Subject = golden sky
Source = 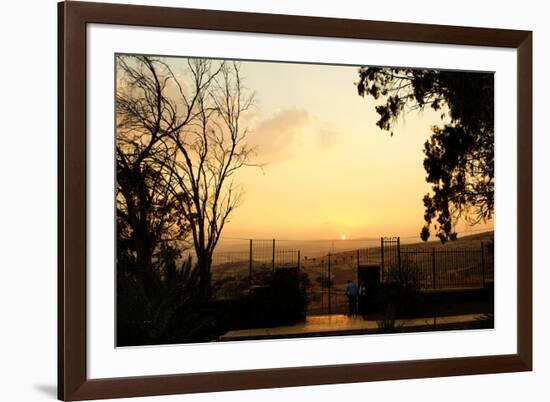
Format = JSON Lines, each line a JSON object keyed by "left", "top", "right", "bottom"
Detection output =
{"left": 212, "top": 59, "right": 493, "bottom": 241}
{"left": 121, "top": 56, "right": 494, "bottom": 242}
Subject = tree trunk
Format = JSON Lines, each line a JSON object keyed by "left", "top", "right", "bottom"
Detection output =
{"left": 196, "top": 250, "right": 212, "bottom": 301}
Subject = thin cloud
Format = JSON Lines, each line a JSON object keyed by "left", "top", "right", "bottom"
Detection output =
{"left": 248, "top": 108, "right": 310, "bottom": 163}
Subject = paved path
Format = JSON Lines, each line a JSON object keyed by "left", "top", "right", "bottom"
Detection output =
{"left": 219, "top": 313, "right": 489, "bottom": 341}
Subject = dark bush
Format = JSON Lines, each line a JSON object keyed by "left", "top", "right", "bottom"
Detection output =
{"left": 117, "top": 250, "right": 218, "bottom": 346}
{"left": 375, "top": 261, "right": 426, "bottom": 319}
{"left": 214, "top": 268, "right": 309, "bottom": 330}
{"left": 250, "top": 268, "right": 308, "bottom": 327}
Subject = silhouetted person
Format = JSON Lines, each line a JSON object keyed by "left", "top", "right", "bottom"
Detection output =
{"left": 346, "top": 279, "right": 358, "bottom": 316}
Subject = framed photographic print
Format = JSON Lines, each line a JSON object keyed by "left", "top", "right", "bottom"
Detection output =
{"left": 58, "top": 1, "right": 532, "bottom": 400}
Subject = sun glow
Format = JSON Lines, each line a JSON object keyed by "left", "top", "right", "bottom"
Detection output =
{"left": 340, "top": 235, "right": 347, "bottom": 240}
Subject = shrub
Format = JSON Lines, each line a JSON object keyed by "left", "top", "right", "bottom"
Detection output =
{"left": 117, "top": 250, "right": 218, "bottom": 346}
{"left": 376, "top": 305, "right": 403, "bottom": 333}
{"left": 376, "top": 260, "right": 426, "bottom": 319}
{"left": 249, "top": 268, "right": 309, "bottom": 327}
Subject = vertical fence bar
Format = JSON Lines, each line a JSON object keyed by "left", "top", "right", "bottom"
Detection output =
{"left": 432, "top": 248, "right": 436, "bottom": 289}
{"left": 328, "top": 252, "right": 332, "bottom": 315}
{"left": 356, "top": 249, "right": 360, "bottom": 285}
{"left": 380, "top": 237, "right": 385, "bottom": 281}
{"left": 272, "top": 239, "right": 275, "bottom": 272}
{"left": 397, "top": 237, "right": 402, "bottom": 273}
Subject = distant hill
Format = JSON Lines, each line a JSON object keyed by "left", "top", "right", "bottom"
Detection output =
{"left": 403, "top": 230, "right": 494, "bottom": 250}
{"left": 325, "top": 230, "right": 494, "bottom": 261}
{"left": 213, "top": 230, "right": 495, "bottom": 261}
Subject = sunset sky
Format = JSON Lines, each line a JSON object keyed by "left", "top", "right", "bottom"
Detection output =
{"left": 119, "top": 56, "right": 493, "bottom": 243}
{"left": 213, "top": 59, "right": 493, "bottom": 241}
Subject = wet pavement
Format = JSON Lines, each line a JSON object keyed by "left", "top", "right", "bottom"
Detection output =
{"left": 219, "top": 313, "right": 490, "bottom": 341}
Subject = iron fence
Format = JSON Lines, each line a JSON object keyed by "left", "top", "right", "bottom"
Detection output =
{"left": 208, "top": 237, "right": 494, "bottom": 316}
{"left": 399, "top": 245, "right": 493, "bottom": 290}
{"left": 210, "top": 240, "right": 300, "bottom": 300}
{"left": 300, "top": 237, "right": 494, "bottom": 315}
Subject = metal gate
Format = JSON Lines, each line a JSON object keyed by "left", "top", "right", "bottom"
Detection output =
{"left": 301, "top": 237, "right": 400, "bottom": 316}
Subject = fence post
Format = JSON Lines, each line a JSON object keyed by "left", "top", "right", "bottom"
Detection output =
{"left": 397, "top": 237, "right": 401, "bottom": 273}
{"left": 297, "top": 250, "right": 301, "bottom": 298}
{"left": 356, "top": 249, "right": 360, "bottom": 288}
{"left": 380, "top": 237, "right": 384, "bottom": 279}
{"left": 248, "top": 239, "right": 253, "bottom": 295}
{"left": 272, "top": 238, "right": 275, "bottom": 272}
{"left": 432, "top": 248, "right": 436, "bottom": 290}
{"left": 327, "top": 252, "right": 332, "bottom": 315}
{"left": 481, "top": 241, "right": 486, "bottom": 288}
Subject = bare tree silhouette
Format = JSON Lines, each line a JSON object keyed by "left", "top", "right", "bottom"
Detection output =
{"left": 116, "top": 56, "right": 190, "bottom": 296}
{"left": 116, "top": 55, "right": 256, "bottom": 298}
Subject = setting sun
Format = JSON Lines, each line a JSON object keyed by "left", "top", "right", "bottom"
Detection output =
{"left": 340, "top": 235, "right": 347, "bottom": 240}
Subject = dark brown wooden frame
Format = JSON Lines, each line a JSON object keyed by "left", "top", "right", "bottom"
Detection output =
{"left": 58, "top": 1, "right": 532, "bottom": 400}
